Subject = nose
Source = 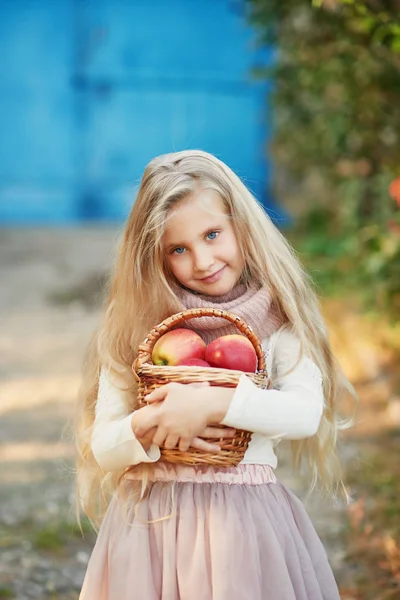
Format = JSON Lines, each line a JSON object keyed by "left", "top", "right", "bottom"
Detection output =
{"left": 192, "top": 247, "right": 214, "bottom": 273}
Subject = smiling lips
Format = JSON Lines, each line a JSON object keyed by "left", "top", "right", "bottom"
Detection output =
{"left": 200, "top": 266, "right": 226, "bottom": 283}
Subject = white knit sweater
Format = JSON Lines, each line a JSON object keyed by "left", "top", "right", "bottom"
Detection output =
{"left": 91, "top": 328, "right": 324, "bottom": 472}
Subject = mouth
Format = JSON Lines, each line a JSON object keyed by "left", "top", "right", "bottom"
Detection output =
{"left": 199, "top": 266, "right": 226, "bottom": 283}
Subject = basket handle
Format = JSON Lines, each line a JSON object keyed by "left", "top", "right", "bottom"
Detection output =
{"left": 134, "top": 307, "right": 266, "bottom": 374}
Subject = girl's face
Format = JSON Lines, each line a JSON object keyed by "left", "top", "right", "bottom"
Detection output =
{"left": 163, "top": 189, "right": 245, "bottom": 296}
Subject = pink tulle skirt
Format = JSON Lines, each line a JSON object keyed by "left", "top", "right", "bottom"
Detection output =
{"left": 80, "top": 464, "right": 340, "bottom": 600}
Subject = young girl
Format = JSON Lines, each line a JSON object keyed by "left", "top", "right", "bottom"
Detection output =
{"left": 76, "top": 150, "right": 355, "bottom": 600}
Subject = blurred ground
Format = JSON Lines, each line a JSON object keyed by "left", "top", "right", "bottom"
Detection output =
{"left": 0, "top": 228, "right": 398, "bottom": 599}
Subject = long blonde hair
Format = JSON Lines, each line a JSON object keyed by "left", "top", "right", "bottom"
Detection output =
{"left": 75, "top": 149, "right": 355, "bottom": 524}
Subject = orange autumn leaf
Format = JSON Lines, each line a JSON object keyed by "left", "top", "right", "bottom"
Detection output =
{"left": 389, "top": 177, "right": 400, "bottom": 206}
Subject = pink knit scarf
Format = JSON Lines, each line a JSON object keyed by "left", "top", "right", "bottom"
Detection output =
{"left": 176, "top": 283, "right": 286, "bottom": 344}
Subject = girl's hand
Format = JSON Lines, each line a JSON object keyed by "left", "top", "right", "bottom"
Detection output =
{"left": 138, "top": 382, "right": 211, "bottom": 450}
{"left": 133, "top": 382, "right": 234, "bottom": 451}
{"left": 176, "top": 425, "right": 235, "bottom": 453}
{"left": 133, "top": 424, "right": 158, "bottom": 451}
{"left": 132, "top": 404, "right": 234, "bottom": 453}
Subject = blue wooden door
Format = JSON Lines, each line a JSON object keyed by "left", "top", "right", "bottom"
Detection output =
{"left": 74, "top": 0, "right": 273, "bottom": 220}
{"left": 0, "top": 0, "right": 76, "bottom": 223}
{"left": 0, "top": 0, "right": 274, "bottom": 223}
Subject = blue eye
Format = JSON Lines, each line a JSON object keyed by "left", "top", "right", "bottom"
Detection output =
{"left": 207, "top": 231, "right": 219, "bottom": 240}
{"left": 173, "top": 247, "right": 185, "bottom": 255}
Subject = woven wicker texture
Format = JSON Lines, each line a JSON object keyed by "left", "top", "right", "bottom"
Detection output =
{"left": 133, "top": 308, "right": 269, "bottom": 466}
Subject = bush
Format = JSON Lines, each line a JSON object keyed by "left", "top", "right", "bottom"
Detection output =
{"left": 248, "top": 0, "right": 400, "bottom": 317}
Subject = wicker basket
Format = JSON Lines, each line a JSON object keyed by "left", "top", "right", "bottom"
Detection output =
{"left": 132, "top": 307, "right": 269, "bottom": 467}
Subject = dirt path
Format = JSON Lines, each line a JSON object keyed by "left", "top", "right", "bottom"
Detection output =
{"left": 0, "top": 228, "right": 393, "bottom": 599}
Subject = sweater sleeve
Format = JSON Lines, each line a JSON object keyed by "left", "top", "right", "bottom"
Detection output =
{"left": 91, "top": 368, "right": 161, "bottom": 471}
{"left": 221, "top": 329, "right": 324, "bottom": 439}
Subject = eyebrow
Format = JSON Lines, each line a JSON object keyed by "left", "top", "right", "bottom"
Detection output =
{"left": 165, "top": 226, "right": 221, "bottom": 252}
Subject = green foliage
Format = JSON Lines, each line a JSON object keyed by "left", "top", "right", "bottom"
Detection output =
{"left": 289, "top": 207, "right": 400, "bottom": 316}
{"left": 31, "top": 518, "right": 94, "bottom": 552}
{"left": 33, "top": 523, "right": 65, "bottom": 551}
{"left": 248, "top": 0, "right": 400, "bottom": 316}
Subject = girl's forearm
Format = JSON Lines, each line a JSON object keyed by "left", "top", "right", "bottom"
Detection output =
{"left": 132, "top": 385, "right": 235, "bottom": 443}
{"left": 205, "top": 387, "right": 234, "bottom": 424}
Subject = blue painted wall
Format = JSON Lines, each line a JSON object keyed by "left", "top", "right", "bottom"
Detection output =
{"left": 0, "top": 0, "right": 276, "bottom": 224}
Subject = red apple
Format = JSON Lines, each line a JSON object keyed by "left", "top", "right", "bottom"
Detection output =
{"left": 152, "top": 328, "right": 206, "bottom": 366}
{"left": 177, "top": 358, "right": 211, "bottom": 367}
{"left": 205, "top": 334, "right": 257, "bottom": 372}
